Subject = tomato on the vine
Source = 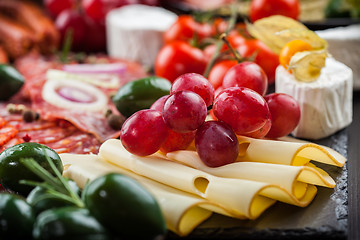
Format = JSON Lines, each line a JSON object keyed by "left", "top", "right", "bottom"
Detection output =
{"left": 208, "top": 60, "right": 238, "bottom": 90}
{"left": 155, "top": 41, "right": 207, "bottom": 83}
{"left": 250, "top": 0, "right": 300, "bottom": 22}
{"left": 237, "top": 39, "right": 279, "bottom": 84}
{"left": 164, "top": 15, "right": 215, "bottom": 44}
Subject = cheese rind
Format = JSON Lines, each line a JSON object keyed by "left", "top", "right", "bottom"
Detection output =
{"left": 275, "top": 57, "right": 353, "bottom": 140}
{"left": 106, "top": 5, "right": 177, "bottom": 67}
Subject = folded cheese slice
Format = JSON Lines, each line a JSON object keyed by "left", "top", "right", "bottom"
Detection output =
{"left": 236, "top": 136, "right": 346, "bottom": 167}
{"left": 61, "top": 153, "right": 214, "bottom": 236}
{"left": 166, "top": 150, "right": 336, "bottom": 200}
{"left": 99, "top": 139, "right": 322, "bottom": 214}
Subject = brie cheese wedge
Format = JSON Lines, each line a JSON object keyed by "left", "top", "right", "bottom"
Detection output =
{"left": 275, "top": 57, "right": 353, "bottom": 140}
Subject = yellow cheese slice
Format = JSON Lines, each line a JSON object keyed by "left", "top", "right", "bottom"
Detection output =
{"left": 99, "top": 139, "right": 321, "bottom": 214}
{"left": 236, "top": 136, "right": 346, "bottom": 167}
{"left": 166, "top": 150, "right": 336, "bottom": 198}
{"left": 61, "top": 153, "right": 214, "bottom": 236}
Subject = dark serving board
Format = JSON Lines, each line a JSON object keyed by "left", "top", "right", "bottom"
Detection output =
{"left": 166, "top": 90, "right": 360, "bottom": 240}
{"left": 166, "top": 129, "right": 349, "bottom": 240}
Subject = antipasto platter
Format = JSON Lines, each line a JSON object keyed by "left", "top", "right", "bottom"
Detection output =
{"left": 0, "top": 0, "right": 356, "bottom": 240}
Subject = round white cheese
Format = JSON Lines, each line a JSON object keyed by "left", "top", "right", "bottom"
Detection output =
{"left": 275, "top": 57, "right": 353, "bottom": 140}
{"left": 106, "top": 5, "right": 178, "bottom": 67}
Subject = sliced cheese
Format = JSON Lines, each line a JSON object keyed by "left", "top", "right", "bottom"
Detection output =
{"left": 166, "top": 150, "right": 335, "bottom": 199}
{"left": 276, "top": 57, "right": 353, "bottom": 140}
{"left": 236, "top": 136, "right": 346, "bottom": 167}
{"left": 61, "top": 153, "right": 214, "bottom": 236}
{"left": 99, "top": 139, "right": 322, "bottom": 213}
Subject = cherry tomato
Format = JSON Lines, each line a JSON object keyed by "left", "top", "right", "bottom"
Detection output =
{"left": 250, "top": 0, "right": 300, "bottom": 22}
{"left": 208, "top": 60, "right": 238, "bottom": 90}
{"left": 279, "top": 39, "right": 313, "bottom": 69}
{"left": 164, "top": 15, "right": 215, "bottom": 44}
{"left": 237, "top": 39, "right": 279, "bottom": 84}
{"left": 155, "top": 41, "right": 207, "bottom": 83}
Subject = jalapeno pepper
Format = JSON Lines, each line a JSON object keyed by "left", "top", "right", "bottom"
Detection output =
{"left": 83, "top": 173, "right": 167, "bottom": 239}
{"left": 112, "top": 76, "right": 171, "bottom": 118}
{"left": 0, "top": 193, "right": 35, "bottom": 239}
{"left": 0, "top": 64, "right": 25, "bottom": 101}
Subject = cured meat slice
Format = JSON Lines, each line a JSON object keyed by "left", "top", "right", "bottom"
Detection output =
{"left": 0, "top": 116, "right": 5, "bottom": 128}
{"left": 0, "top": 137, "right": 24, "bottom": 152}
{"left": 14, "top": 53, "right": 148, "bottom": 142}
{"left": 17, "top": 125, "right": 77, "bottom": 144}
{"left": 0, "top": 124, "right": 18, "bottom": 146}
{"left": 46, "top": 131, "right": 101, "bottom": 154}
{"left": 0, "top": 102, "right": 101, "bottom": 154}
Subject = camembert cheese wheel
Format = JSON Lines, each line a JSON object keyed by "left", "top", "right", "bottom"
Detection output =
{"left": 276, "top": 57, "right": 353, "bottom": 140}
{"left": 106, "top": 5, "right": 177, "bottom": 67}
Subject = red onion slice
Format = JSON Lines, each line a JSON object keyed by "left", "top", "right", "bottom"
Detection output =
{"left": 63, "top": 63, "right": 127, "bottom": 74}
{"left": 56, "top": 87, "right": 96, "bottom": 103}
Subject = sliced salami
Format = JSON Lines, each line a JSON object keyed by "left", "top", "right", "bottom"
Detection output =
{"left": 0, "top": 124, "right": 18, "bottom": 146}
{"left": 14, "top": 53, "right": 147, "bottom": 142}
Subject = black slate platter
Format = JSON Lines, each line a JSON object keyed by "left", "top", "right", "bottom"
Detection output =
{"left": 166, "top": 129, "right": 348, "bottom": 240}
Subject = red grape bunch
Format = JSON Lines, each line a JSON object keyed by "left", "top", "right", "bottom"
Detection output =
{"left": 121, "top": 62, "right": 301, "bottom": 168}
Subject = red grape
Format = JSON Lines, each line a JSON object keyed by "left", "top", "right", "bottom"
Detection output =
{"left": 160, "top": 130, "right": 195, "bottom": 153}
{"left": 264, "top": 93, "right": 301, "bottom": 138}
{"left": 150, "top": 95, "right": 195, "bottom": 153}
{"left": 55, "top": 9, "right": 87, "bottom": 51}
{"left": 120, "top": 109, "right": 169, "bottom": 156}
{"left": 83, "top": 16, "right": 107, "bottom": 52}
{"left": 195, "top": 121, "right": 239, "bottom": 167}
{"left": 171, "top": 73, "right": 215, "bottom": 107}
{"left": 245, "top": 118, "right": 271, "bottom": 138}
{"left": 44, "top": 0, "right": 74, "bottom": 18}
{"left": 139, "top": 0, "right": 159, "bottom": 6}
{"left": 82, "top": 0, "right": 106, "bottom": 22}
{"left": 213, "top": 87, "right": 271, "bottom": 135}
{"left": 222, "top": 61, "right": 268, "bottom": 96}
{"left": 150, "top": 95, "right": 169, "bottom": 112}
{"left": 162, "top": 91, "right": 207, "bottom": 133}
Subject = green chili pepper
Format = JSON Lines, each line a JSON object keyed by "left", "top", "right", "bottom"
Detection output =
{"left": 112, "top": 76, "right": 171, "bottom": 118}
{"left": 0, "top": 64, "right": 25, "bottom": 101}
{"left": 33, "top": 207, "right": 112, "bottom": 240}
{"left": 0, "top": 193, "right": 35, "bottom": 239}
{"left": 0, "top": 142, "right": 63, "bottom": 195}
{"left": 83, "top": 173, "right": 167, "bottom": 239}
